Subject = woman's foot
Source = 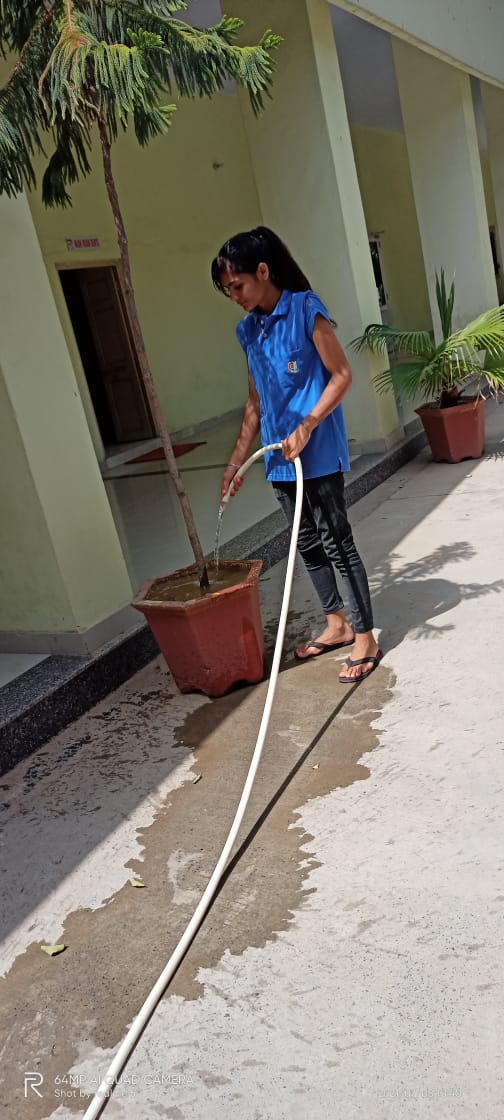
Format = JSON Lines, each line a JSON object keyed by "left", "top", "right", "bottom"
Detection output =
{"left": 295, "top": 613, "right": 354, "bottom": 660}
{"left": 338, "top": 633, "right": 381, "bottom": 682}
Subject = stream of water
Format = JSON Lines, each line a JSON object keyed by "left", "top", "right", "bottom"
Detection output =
{"left": 213, "top": 505, "right": 225, "bottom": 574}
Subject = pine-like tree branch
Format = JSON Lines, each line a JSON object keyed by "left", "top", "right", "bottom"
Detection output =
{"left": 101, "top": 0, "right": 281, "bottom": 112}
{"left": 0, "top": 4, "right": 57, "bottom": 193}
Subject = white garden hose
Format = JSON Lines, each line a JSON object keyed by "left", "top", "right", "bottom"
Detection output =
{"left": 83, "top": 444, "right": 303, "bottom": 1119}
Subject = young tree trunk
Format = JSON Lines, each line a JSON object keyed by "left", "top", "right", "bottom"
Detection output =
{"left": 97, "top": 116, "right": 209, "bottom": 589}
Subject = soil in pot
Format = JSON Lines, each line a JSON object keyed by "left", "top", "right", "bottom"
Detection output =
{"left": 142, "top": 562, "right": 250, "bottom": 604}
{"left": 133, "top": 560, "right": 264, "bottom": 697}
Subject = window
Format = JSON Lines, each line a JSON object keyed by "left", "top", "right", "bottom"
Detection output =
{"left": 369, "top": 237, "right": 387, "bottom": 308}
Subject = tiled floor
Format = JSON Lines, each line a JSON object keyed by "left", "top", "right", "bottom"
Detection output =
{"left": 103, "top": 415, "right": 280, "bottom": 590}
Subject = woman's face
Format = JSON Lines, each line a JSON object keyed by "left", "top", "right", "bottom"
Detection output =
{"left": 219, "top": 262, "right": 276, "bottom": 313}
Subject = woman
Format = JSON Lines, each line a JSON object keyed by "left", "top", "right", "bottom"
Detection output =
{"left": 211, "top": 226, "right": 382, "bottom": 684}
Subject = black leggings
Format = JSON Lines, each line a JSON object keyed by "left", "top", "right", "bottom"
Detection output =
{"left": 273, "top": 471, "right": 374, "bottom": 634}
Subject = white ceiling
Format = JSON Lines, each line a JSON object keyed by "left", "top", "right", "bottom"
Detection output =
{"left": 182, "top": 1, "right": 487, "bottom": 148}
{"left": 330, "top": 4, "right": 486, "bottom": 149}
{"left": 331, "top": 5, "right": 404, "bottom": 132}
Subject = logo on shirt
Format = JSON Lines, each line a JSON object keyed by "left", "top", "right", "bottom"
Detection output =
{"left": 287, "top": 359, "right": 299, "bottom": 374}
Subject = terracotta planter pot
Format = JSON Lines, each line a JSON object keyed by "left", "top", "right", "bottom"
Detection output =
{"left": 416, "top": 397, "right": 485, "bottom": 463}
{"left": 133, "top": 559, "right": 264, "bottom": 697}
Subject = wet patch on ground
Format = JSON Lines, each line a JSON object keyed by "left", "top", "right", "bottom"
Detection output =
{"left": 0, "top": 656, "right": 393, "bottom": 1119}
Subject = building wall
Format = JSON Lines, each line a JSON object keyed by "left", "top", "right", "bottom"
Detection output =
{"left": 350, "top": 126, "right": 500, "bottom": 331}
{"left": 0, "top": 189, "right": 133, "bottom": 639}
{"left": 7, "top": 14, "right": 502, "bottom": 459}
{"left": 350, "top": 125, "right": 432, "bottom": 331}
{"left": 348, "top": 122, "right": 500, "bottom": 427}
{"left": 481, "top": 152, "right": 498, "bottom": 235}
{"left": 0, "top": 371, "right": 74, "bottom": 631}
{"left": 27, "top": 93, "right": 262, "bottom": 444}
{"left": 332, "top": 0, "right": 504, "bottom": 86}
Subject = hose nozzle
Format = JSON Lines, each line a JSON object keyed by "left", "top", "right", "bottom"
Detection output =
{"left": 220, "top": 442, "right": 283, "bottom": 514}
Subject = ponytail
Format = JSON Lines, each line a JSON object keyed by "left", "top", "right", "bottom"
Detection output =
{"left": 211, "top": 226, "right": 311, "bottom": 295}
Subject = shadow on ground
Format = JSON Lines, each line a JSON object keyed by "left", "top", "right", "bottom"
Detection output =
{"left": 1, "top": 422, "right": 503, "bottom": 959}
{"left": 371, "top": 542, "right": 504, "bottom": 652}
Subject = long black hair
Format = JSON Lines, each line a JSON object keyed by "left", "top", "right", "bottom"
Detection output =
{"left": 211, "top": 226, "right": 311, "bottom": 295}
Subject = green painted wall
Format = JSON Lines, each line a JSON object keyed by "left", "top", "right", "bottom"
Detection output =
{"left": 393, "top": 42, "right": 497, "bottom": 335}
{"left": 232, "top": 0, "right": 401, "bottom": 448}
{"left": 0, "top": 370, "right": 74, "bottom": 630}
{"left": 480, "top": 88, "right": 504, "bottom": 304}
{"left": 27, "top": 94, "right": 262, "bottom": 444}
{"left": 350, "top": 124, "right": 432, "bottom": 331}
{"left": 0, "top": 191, "right": 133, "bottom": 638}
{"left": 350, "top": 126, "right": 500, "bottom": 331}
{"left": 481, "top": 151, "right": 498, "bottom": 237}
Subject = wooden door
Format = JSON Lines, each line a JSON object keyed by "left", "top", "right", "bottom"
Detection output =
{"left": 78, "top": 267, "right": 154, "bottom": 442}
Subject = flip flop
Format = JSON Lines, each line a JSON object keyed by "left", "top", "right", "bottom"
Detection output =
{"left": 338, "top": 649, "right": 384, "bottom": 684}
{"left": 295, "top": 637, "right": 354, "bottom": 661}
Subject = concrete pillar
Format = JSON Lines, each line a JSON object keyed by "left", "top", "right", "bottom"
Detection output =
{"left": 480, "top": 82, "right": 504, "bottom": 293}
{"left": 0, "top": 192, "right": 134, "bottom": 655}
{"left": 393, "top": 39, "right": 497, "bottom": 338}
{"left": 231, "top": 0, "right": 402, "bottom": 452}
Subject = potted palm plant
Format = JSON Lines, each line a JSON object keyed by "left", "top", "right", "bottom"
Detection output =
{"left": 352, "top": 271, "right": 504, "bottom": 463}
{"left": 0, "top": 1, "right": 281, "bottom": 696}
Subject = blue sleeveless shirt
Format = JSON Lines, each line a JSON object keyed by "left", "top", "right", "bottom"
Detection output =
{"left": 236, "top": 289, "right": 350, "bottom": 482}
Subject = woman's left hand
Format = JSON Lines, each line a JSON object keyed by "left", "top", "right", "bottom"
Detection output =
{"left": 281, "top": 422, "right": 311, "bottom": 462}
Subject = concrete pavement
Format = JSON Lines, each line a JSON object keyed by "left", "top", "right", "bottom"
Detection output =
{"left": 1, "top": 403, "right": 504, "bottom": 1119}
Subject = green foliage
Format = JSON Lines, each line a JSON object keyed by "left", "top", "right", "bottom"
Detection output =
{"left": 0, "top": 5, "right": 58, "bottom": 194}
{"left": 0, "top": 0, "right": 282, "bottom": 206}
{"left": 353, "top": 323, "right": 433, "bottom": 360}
{"left": 435, "top": 268, "right": 455, "bottom": 340}
{"left": 352, "top": 271, "right": 504, "bottom": 406}
{"left": 0, "top": 1, "right": 43, "bottom": 54}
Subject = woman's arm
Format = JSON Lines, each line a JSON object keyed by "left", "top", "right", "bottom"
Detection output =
{"left": 281, "top": 315, "right": 352, "bottom": 462}
{"left": 221, "top": 374, "right": 261, "bottom": 498}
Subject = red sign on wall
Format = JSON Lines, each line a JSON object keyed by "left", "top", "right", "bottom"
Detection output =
{"left": 66, "top": 237, "right": 100, "bottom": 251}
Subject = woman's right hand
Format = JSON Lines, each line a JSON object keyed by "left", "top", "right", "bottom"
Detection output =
{"left": 221, "top": 462, "right": 245, "bottom": 501}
